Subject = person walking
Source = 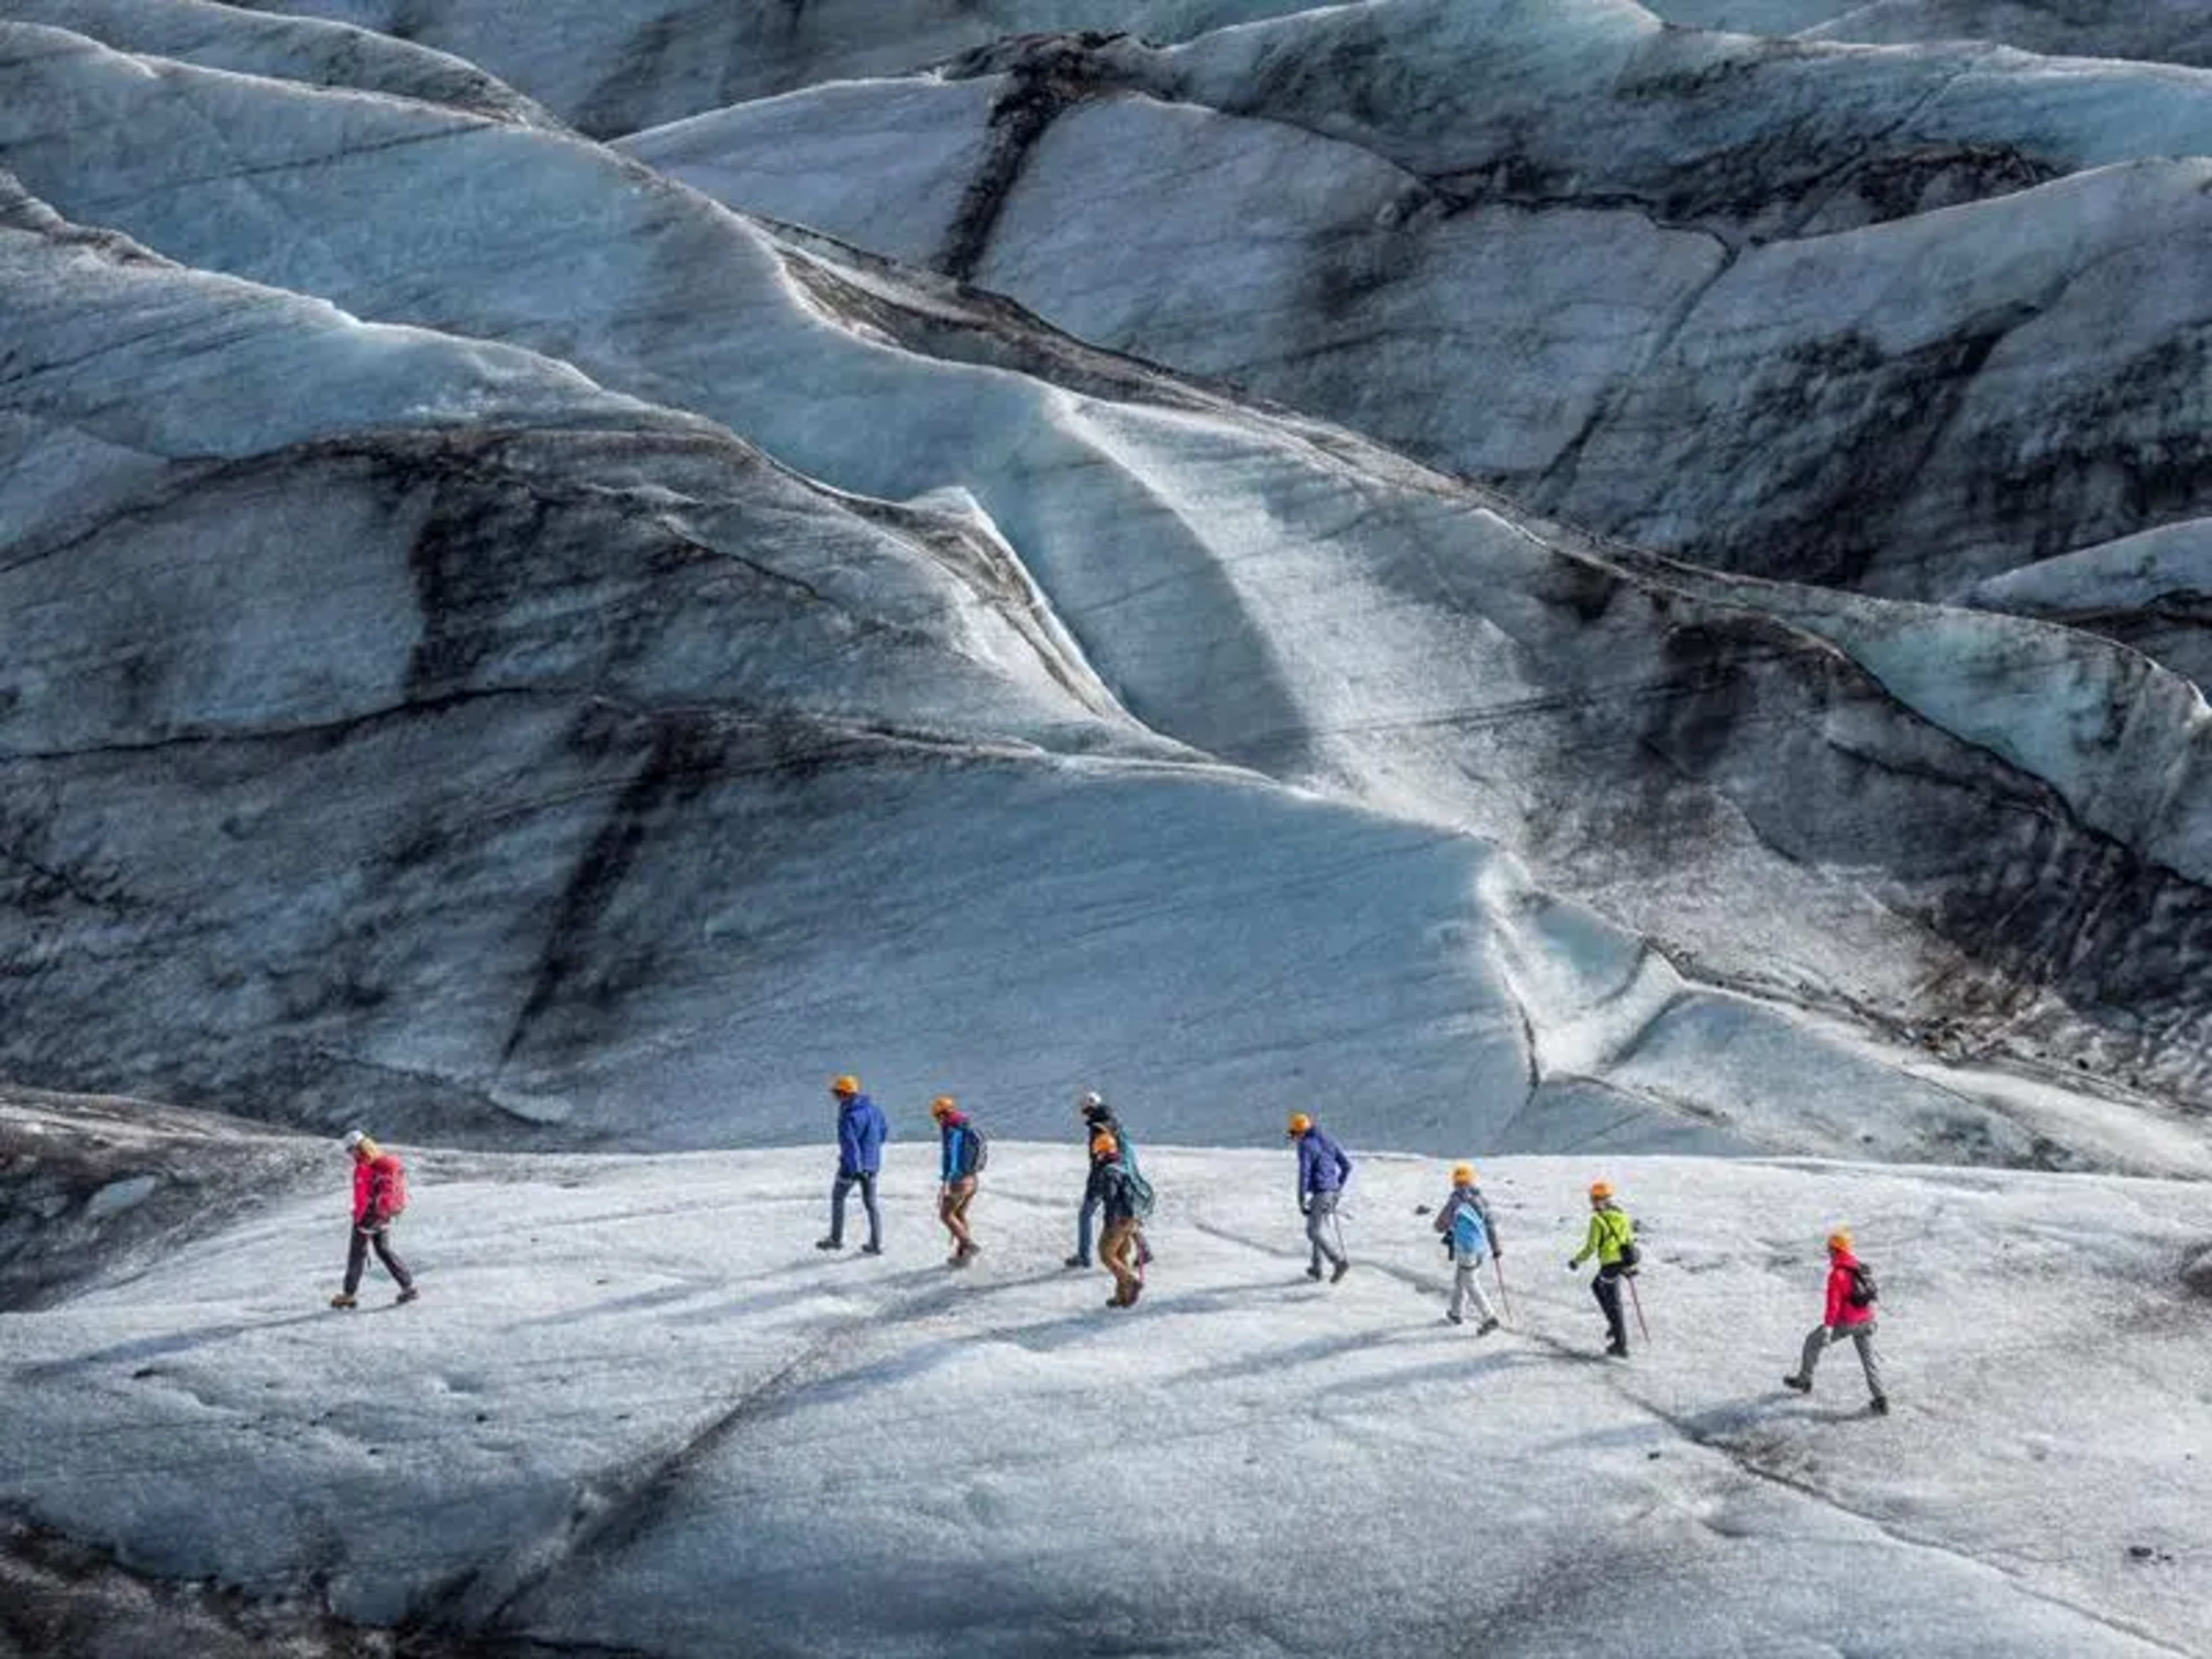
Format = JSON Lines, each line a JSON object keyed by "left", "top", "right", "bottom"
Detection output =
{"left": 1286, "top": 1112, "right": 1352, "bottom": 1283}
{"left": 1093, "top": 1129, "right": 1152, "bottom": 1308}
{"left": 1434, "top": 1164, "right": 1501, "bottom": 1334}
{"left": 1783, "top": 1230, "right": 1889, "bottom": 1414}
{"left": 1067, "top": 1091, "right": 1115, "bottom": 1269}
{"left": 1567, "top": 1179, "right": 1637, "bottom": 1357}
{"left": 933, "top": 1095, "right": 986, "bottom": 1267}
{"left": 331, "top": 1130, "right": 416, "bottom": 1309}
{"left": 817, "top": 1074, "right": 887, "bottom": 1255}
{"left": 1068, "top": 1090, "right": 1154, "bottom": 1271}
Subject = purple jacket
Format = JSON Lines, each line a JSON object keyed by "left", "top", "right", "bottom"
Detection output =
{"left": 1297, "top": 1128, "right": 1353, "bottom": 1198}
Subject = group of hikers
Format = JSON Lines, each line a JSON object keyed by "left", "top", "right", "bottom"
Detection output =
{"left": 328, "top": 1077, "right": 1889, "bottom": 1411}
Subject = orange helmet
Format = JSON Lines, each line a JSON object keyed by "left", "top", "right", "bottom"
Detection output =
{"left": 831, "top": 1074, "right": 859, "bottom": 1097}
{"left": 930, "top": 1095, "right": 957, "bottom": 1119}
{"left": 1286, "top": 1112, "right": 1312, "bottom": 1137}
{"left": 1588, "top": 1180, "right": 1613, "bottom": 1201}
{"left": 1452, "top": 1164, "right": 1475, "bottom": 1187}
{"left": 1827, "top": 1229, "right": 1854, "bottom": 1253}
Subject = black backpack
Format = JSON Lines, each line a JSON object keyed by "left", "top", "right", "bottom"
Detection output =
{"left": 959, "top": 1123, "right": 990, "bottom": 1177}
{"left": 1846, "top": 1262, "right": 1878, "bottom": 1308}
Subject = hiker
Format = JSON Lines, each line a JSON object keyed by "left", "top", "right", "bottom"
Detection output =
{"left": 1093, "top": 1129, "right": 1152, "bottom": 1308}
{"left": 1068, "top": 1090, "right": 1154, "bottom": 1271}
{"left": 817, "top": 1074, "right": 887, "bottom": 1255}
{"left": 1067, "top": 1091, "right": 1114, "bottom": 1268}
{"left": 1567, "top": 1179, "right": 1637, "bottom": 1357}
{"left": 332, "top": 1130, "right": 416, "bottom": 1309}
{"left": 1783, "top": 1230, "right": 1888, "bottom": 1414}
{"left": 933, "top": 1095, "right": 985, "bottom": 1266}
{"left": 1286, "top": 1112, "right": 1352, "bottom": 1283}
{"left": 1433, "top": 1164, "right": 1501, "bottom": 1334}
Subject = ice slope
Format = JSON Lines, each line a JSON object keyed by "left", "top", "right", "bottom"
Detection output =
{"left": 1961, "top": 520, "right": 2212, "bottom": 689}
{"left": 622, "top": 17, "right": 2212, "bottom": 601}
{"left": 14, "top": 24, "right": 2212, "bottom": 1132}
{"left": 230, "top": 0, "right": 1325, "bottom": 138}
{"left": 1667, "top": 0, "right": 2212, "bottom": 68}
{"left": 0, "top": 0, "right": 552, "bottom": 127}
{"left": 3, "top": 1097, "right": 2208, "bottom": 1656}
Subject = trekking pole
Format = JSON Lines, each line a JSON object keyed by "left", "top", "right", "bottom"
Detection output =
{"left": 1626, "top": 1272, "right": 1652, "bottom": 1343}
{"left": 1332, "top": 1209, "right": 1349, "bottom": 1265}
{"left": 1493, "top": 1256, "right": 1514, "bottom": 1323}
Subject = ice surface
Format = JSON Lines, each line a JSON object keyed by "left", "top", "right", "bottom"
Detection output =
{"left": 3, "top": 1119, "right": 2207, "bottom": 1654}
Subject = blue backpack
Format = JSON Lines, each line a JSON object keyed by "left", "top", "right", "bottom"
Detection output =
{"left": 1451, "top": 1200, "right": 1488, "bottom": 1257}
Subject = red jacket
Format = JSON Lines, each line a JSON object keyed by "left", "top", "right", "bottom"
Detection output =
{"left": 351, "top": 1158, "right": 399, "bottom": 1227}
{"left": 1824, "top": 1251, "right": 1874, "bottom": 1328}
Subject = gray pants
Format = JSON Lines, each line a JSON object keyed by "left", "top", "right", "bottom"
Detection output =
{"left": 830, "top": 1171, "right": 881, "bottom": 1249}
{"left": 1305, "top": 1190, "right": 1346, "bottom": 1271}
{"left": 344, "top": 1225, "right": 412, "bottom": 1295}
{"left": 1451, "top": 1256, "right": 1504, "bottom": 1327}
{"left": 1800, "top": 1320, "right": 1884, "bottom": 1399}
{"left": 1449, "top": 1252, "right": 1498, "bottom": 1324}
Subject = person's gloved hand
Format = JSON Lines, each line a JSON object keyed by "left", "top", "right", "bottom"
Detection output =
{"left": 1566, "top": 1258, "right": 1579, "bottom": 1270}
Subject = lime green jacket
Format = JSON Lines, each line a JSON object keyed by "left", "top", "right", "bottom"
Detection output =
{"left": 1571, "top": 1203, "right": 1634, "bottom": 1267}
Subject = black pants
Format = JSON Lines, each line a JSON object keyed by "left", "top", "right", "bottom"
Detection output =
{"left": 1592, "top": 1266, "right": 1629, "bottom": 1351}
{"left": 345, "top": 1225, "right": 414, "bottom": 1295}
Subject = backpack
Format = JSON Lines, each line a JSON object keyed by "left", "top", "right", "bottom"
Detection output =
{"left": 957, "top": 1123, "right": 990, "bottom": 1177}
{"left": 1603, "top": 1208, "right": 1639, "bottom": 1269}
{"left": 1450, "top": 1201, "right": 1487, "bottom": 1257}
{"left": 371, "top": 1153, "right": 408, "bottom": 1222}
{"left": 1846, "top": 1262, "right": 1878, "bottom": 1308}
{"left": 1122, "top": 1164, "right": 1155, "bottom": 1221}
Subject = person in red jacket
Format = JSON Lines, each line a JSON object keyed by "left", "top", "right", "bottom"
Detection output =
{"left": 1782, "top": 1229, "right": 1885, "bottom": 1413}
{"left": 331, "top": 1130, "right": 418, "bottom": 1309}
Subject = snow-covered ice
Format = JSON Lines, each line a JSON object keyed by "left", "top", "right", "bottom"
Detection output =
{"left": 3, "top": 1095, "right": 2208, "bottom": 1655}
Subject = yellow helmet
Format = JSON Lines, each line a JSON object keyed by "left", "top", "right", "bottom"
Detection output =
{"left": 831, "top": 1074, "right": 859, "bottom": 1097}
{"left": 1827, "top": 1229, "right": 1854, "bottom": 1253}
{"left": 930, "top": 1094, "right": 957, "bottom": 1119}
{"left": 1451, "top": 1164, "right": 1475, "bottom": 1186}
{"left": 1286, "top": 1112, "right": 1312, "bottom": 1137}
{"left": 1588, "top": 1180, "right": 1613, "bottom": 1200}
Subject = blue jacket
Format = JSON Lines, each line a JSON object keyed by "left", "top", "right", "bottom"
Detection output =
{"left": 940, "top": 1116, "right": 976, "bottom": 1181}
{"left": 836, "top": 1094, "right": 887, "bottom": 1176}
{"left": 1297, "top": 1128, "right": 1352, "bottom": 1198}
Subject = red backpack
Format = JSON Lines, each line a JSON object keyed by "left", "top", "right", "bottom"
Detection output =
{"left": 371, "top": 1153, "right": 408, "bottom": 1222}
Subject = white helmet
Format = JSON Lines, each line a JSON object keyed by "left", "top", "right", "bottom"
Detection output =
{"left": 1077, "top": 1090, "right": 1105, "bottom": 1111}
{"left": 340, "top": 1129, "right": 366, "bottom": 1150}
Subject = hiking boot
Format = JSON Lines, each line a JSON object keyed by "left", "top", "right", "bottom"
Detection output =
{"left": 328, "top": 1293, "right": 358, "bottom": 1310}
{"left": 1782, "top": 1373, "right": 1812, "bottom": 1393}
{"left": 1125, "top": 1279, "right": 1143, "bottom": 1306}
{"left": 1330, "top": 1259, "right": 1351, "bottom": 1284}
{"left": 395, "top": 1286, "right": 419, "bottom": 1305}
{"left": 1105, "top": 1293, "right": 1128, "bottom": 1308}
{"left": 860, "top": 1243, "right": 883, "bottom": 1256}
{"left": 1604, "top": 1340, "right": 1630, "bottom": 1359}
{"left": 1870, "top": 1395, "right": 1890, "bottom": 1416}
{"left": 1475, "top": 1317, "right": 1500, "bottom": 1336}
{"left": 1304, "top": 1264, "right": 1325, "bottom": 1281}
{"left": 1445, "top": 1310, "right": 1465, "bottom": 1325}
{"left": 816, "top": 1238, "right": 842, "bottom": 1251}
{"left": 1064, "top": 1254, "right": 1089, "bottom": 1270}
